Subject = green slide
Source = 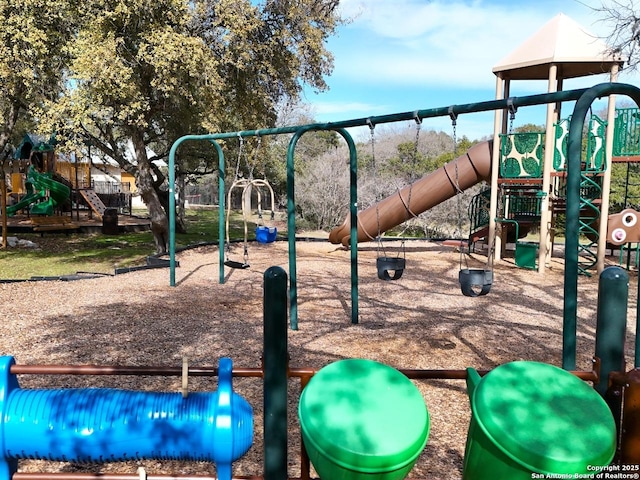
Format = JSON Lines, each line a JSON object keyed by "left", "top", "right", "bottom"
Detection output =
{"left": 6, "top": 166, "right": 71, "bottom": 216}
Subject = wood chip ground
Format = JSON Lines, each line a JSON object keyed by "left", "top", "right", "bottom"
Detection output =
{"left": 0, "top": 239, "right": 635, "bottom": 479}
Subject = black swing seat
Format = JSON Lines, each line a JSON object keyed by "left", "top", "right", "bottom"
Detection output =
{"left": 377, "top": 257, "right": 406, "bottom": 281}
{"left": 459, "top": 268, "right": 492, "bottom": 297}
{"left": 224, "top": 260, "right": 250, "bottom": 269}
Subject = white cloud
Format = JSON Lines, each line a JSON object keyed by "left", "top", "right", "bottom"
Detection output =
{"left": 310, "top": 101, "right": 386, "bottom": 116}
{"left": 331, "top": 0, "right": 625, "bottom": 90}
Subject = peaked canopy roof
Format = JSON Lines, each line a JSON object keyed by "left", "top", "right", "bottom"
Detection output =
{"left": 492, "top": 13, "right": 625, "bottom": 80}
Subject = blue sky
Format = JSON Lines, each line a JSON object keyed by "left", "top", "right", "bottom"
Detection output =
{"left": 301, "top": 0, "right": 639, "bottom": 141}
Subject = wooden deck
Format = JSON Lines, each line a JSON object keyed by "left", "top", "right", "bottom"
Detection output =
{"left": 2, "top": 210, "right": 150, "bottom": 234}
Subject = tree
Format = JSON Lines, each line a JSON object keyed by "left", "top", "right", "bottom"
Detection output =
{"left": 593, "top": 0, "right": 640, "bottom": 69}
{"left": 42, "top": 0, "right": 342, "bottom": 253}
{"left": 0, "top": 0, "right": 75, "bottom": 167}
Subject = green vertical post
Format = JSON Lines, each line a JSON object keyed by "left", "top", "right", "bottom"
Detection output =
{"left": 168, "top": 140, "right": 179, "bottom": 286}
{"left": 334, "top": 128, "right": 359, "bottom": 324}
{"left": 594, "top": 266, "right": 629, "bottom": 396}
{"left": 263, "top": 266, "right": 288, "bottom": 480}
{"left": 286, "top": 128, "right": 311, "bottom": 330}
{"left": 286, "top": 127, "right": 359, "bottom": 328}
{"left": 208, "top": 140, "right": 226, "bottom": 284}
{"left": 637, "top": 266, "right": 640, "bottom": 369}
{"left": 565, "top": 83, "right": 640, "bottom": 370}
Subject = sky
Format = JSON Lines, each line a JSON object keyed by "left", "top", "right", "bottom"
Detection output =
{"left": 300, "top": 0, "right": 639, "bottom": 141}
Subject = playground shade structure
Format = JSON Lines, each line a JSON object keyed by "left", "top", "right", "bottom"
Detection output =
{"left": 329, "top": 141, "right": 493, "bottom": 246}
{"left": 6, "top": 166, "right": 70, "bottom": 217}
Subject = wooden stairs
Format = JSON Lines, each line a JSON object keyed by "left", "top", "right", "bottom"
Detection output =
{"left": 79, "top": 189, "right": 107, "bottom": 219}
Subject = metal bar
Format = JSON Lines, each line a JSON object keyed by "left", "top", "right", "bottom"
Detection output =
{"left": 298, "top": 375, "right": 312, "bottom": 480}
{"left": 211, "top": 140, "right": 226, "bottom": 284}
{"left": 335, "top": 128, "right": 359, "bottom": 324}
{"left": 564, "top": 83, "right": 640, "bottom": 370}
{"left": 174, "top": 88, "right": 591, "bottom": 143}
{"left": 9, "top": 365, "right": 263, "bottom": 377}
{"left": 8, "top": 364, "right": 597, "bottom": 382}
{"left": 286, "top": 129, "right": 311, "bottom": 330}
{"left": 263, "top": 266, "right": 289, "bottom": 480}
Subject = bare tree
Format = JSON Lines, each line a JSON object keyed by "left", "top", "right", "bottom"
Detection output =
{"left": 592, "top": 0, "right": 640, "bottom": 69}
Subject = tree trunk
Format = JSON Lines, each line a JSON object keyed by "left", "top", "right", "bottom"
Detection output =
{"left": 131, "top": 132, "right": 169, "bottom": 254}
{"left": 177, "top": 172, "right": 186, "bottom": 232}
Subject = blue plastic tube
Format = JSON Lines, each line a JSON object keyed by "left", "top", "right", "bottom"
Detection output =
{"left": 0, "top": 356, "right": 253, "bottom": 480}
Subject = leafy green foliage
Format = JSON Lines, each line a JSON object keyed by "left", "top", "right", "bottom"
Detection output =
{"left": 0, "top": 0, "right": 76, "bottom": 161}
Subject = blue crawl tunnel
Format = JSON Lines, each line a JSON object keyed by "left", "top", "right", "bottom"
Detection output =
{"left": 0, "top": 356, "right": 253, "bottom": 480}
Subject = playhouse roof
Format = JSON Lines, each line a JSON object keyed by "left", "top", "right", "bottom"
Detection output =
{"left": 492, "top": 13, "right": 624, "bottom": 80}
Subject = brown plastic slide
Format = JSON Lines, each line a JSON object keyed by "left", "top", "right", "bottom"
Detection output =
{"left": 328, "top": 140, "right": 494, "bottom": 246}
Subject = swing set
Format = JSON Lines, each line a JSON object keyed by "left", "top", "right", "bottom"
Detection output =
{"left": 168, "top": 82, "right": 640, "bottom": 331}
{"left": 223, "top": 135, "right": 278, "bottom": 270}
{"left": 365, "top": 118, "right": 414, "bottom": 281}
{"left": 448, "top": 108, "right": 495, "bottom": 297}
{"left": 366, "top": 111, "right": 494, "bottom": 294}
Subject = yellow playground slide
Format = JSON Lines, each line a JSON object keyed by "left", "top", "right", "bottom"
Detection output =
{"left": 329, "top": 140, "right": 493, "bottom": 246}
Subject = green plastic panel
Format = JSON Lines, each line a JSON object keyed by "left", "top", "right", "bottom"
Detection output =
{"left": 500, "top": 133, "right": 544, "bottom": 178}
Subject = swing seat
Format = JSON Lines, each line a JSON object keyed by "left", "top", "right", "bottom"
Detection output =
{"left": 256, "top": 226, "right": 277, "bottom": 244}
{"left": 459, "top": 269, "right": 492, "bottom": 297}
{"left": 377, "top": 257, "right": 406, "bottom": 281}
{"left": 224, "top": 260, "right": 250, "bottom": 269}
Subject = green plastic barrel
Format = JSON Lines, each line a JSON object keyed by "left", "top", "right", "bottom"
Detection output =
{"left": 515, "top": 241, "right": 538, "bottom": 269}
{"left": 463, "top": 361, "right": 616, "bottom": 479}
{"left": 298, "top": 359, "right": 430, "bottom": 480}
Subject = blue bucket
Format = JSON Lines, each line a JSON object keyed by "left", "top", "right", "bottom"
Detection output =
{"left": 256, "top": 226, "right": 277, "bottom": 243}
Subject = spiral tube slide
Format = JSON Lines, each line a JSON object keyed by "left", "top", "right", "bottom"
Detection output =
{"left": 0, "top": 356, "right": 253, "bottom": 480}
{"left": 329, "top": 140, "right": 493, "bottom": 246}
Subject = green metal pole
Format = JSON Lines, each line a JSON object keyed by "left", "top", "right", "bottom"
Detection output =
{"left": 168, "top": 136, "right": 226, "bottom": 287}
{"left": 285, "top": 127, "right": 359, "bottom": 328}
{"left": 594, "top": 266, "right": 629, "bottom": 396}
{"left": 208, "top": 140, "right": 226, "bottom": 284}
{"left": 565, "top": 83, "right": 640, "bottom": 370}
{"left": 168, "top": 141, "right": 178, "bottom": 286}
{"left": 263, "top": 266, "right": 288, "bottom": 480}
{"left": 166, "top": 87, "right": 591, "bottom": 153}
{"left": 286, "top": 128, "right": 313, "bottom": 330}
{"left": 637, "top": 266, "right": 640, "bottom": 369}
{"left": 334, "top": 128, "right": 359, "bottom": 324}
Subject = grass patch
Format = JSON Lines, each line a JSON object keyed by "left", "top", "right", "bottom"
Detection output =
{"left": 0, "top": 208, "right": 265, "bottom": 280}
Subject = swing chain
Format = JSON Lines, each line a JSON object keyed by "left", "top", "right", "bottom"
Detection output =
{"left": 235, "top": 134, "right": 244, "bottom": 180}
{"left": 449, "top": 106, "right": 467, "bottom": 267}
{"left": 412, "top": 111, "right": 422, "bottom": 154}
{"left": 507, "top": 97, "right": 517, "bottom": 134}
{"left": 367, "top": 118, "right": 376, "bottom": 172}
{"left": 402, "top": 113, "right": 422, "bottom": 221}
{"left": 448, "top": 107, "right": 462, "bottom": 193}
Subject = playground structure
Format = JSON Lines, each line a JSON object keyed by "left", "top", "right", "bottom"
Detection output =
{"left": 224, "top": 177, "right": 278, "bottom": 269}
{"left": 5, "top": 12, "right": 640, "bottom": 480}
{"left": 5, "top": 165, "right": 70, "bottom": 217}
{"left": 0, "top": 357, "right": 253, "bottom": 480}
{"left": 167, "top": 83, "right": 640, "bottom": 330}
{"left": 1, "top": 134, "right": 135, "bottom": 227}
